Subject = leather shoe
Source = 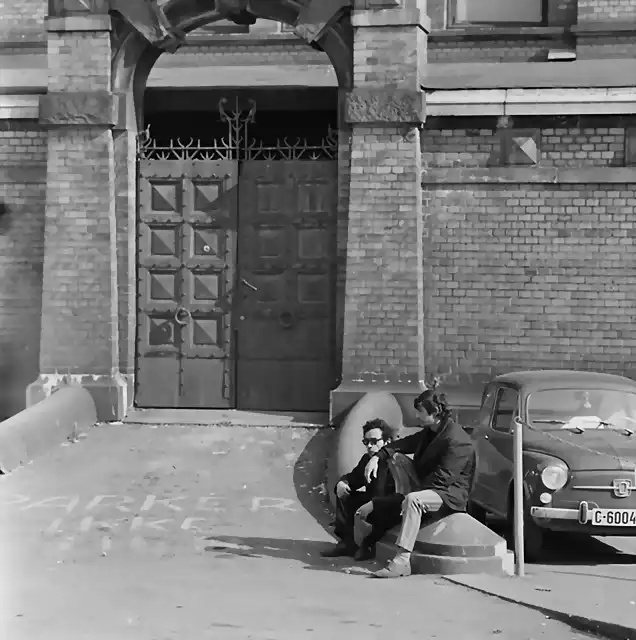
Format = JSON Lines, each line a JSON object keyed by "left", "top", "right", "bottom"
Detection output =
{"left": 372, "top": 559, "right": 412, "bottom": 578}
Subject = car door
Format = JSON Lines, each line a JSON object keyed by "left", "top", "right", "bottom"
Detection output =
{"left": 469, "top": 384, "right": 498, "bottom": 509}
{"left": 483, "top": 385, "right": 520, "bottom": 517}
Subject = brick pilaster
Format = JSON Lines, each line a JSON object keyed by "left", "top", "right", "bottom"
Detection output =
{"left": 574, "top": 0, "right": 636, "bottom": 60}
{"left": 26, "top": 9, "right": 128, "bottom": 420}
{"left": 331, "top": 0, "right": 429, "bottom": 421}
{"left": 577, "top": 0, "right": 636, "bottom": 22}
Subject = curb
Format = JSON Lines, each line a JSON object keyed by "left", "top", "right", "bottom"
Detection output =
{"left": 443, "top": 576, "right": 636, "bottom": 640}
{"left": 0, "top": 386, "right": 97, "bottom": 474}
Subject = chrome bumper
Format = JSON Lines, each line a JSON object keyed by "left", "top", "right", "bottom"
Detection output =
{"left": 530, "top": 506, "right": 579, "bottom": 521}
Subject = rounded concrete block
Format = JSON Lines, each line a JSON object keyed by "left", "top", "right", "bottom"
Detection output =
{"left": 326, "top": 391, "right": 403, "bottom": 508}
{"left": 376, "top": 512, "right": 512, "bottom": 576}
{"left": 0, "top": 386, "right": 97, "bottom": 474}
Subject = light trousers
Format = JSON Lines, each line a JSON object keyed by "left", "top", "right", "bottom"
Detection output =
{"left": 395, "top": 489, "right": 444, "bottom": 552}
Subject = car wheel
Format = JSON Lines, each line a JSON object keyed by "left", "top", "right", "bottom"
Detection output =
{"left": 507, "top": 491, "right": 545, "bottom": 563}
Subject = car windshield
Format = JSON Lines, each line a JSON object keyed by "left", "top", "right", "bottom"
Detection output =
{"left": 527, "top": 388, "right": 636, "bottom": 432}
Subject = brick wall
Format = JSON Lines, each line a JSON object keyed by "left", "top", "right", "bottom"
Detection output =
{"left": 423, "top": 120, "right": 636, "bottom": 386}
{"left": 0, "top": 0, "right": 46, "bottom": 39}
{"left": 578, "top": 0, "right": 636, "bottom": 21}
{"left": 429, "top": 40, "right": 551, "bottom": 63}
{"left": 577, "top": 36, "right": 636, "bottom": 60}
{"left": 0, "top": 121, "right": 47, "bottom": 419}
{"left": 421, "top": 124, "right": 627, "bottom": 169}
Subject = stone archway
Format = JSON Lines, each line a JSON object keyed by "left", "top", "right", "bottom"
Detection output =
{"left": 30, "top": 0, "right": 430, "bottom": 422}
{"left": 108, "top": 0, "right": 354, "bottom": 414}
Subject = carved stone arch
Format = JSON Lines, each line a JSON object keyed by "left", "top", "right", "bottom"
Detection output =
{"left": 110, "top": 0, "right": 353, "bottom": 132}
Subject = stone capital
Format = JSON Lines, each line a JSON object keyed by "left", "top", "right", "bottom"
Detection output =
{"left": 47, "top": 0, "right": 110, "bottom": 17}
{"left": 345, "top": 88, "right": 425, "bottom": 124}
{"left": 352, "top": 6, "right": 430, "bottom": 30}
{"left": 46, "top": 15, "right": 111, "bottom": 31}
{"left": 39, "top": 91, "right": 119, "bottom": 128}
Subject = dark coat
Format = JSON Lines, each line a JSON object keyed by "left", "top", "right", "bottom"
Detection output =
{"left": 339, "top": 450, "right": 419, "bottom": 505}
{"left": 376, "top": 418, "right": 475, "bottom": 512}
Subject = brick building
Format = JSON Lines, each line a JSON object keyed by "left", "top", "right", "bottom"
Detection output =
{"left": 1, "top": 0, "right": 636, "bottom": 422}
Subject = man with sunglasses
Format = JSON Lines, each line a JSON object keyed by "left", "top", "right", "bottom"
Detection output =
{"left": 321, "top": 418, "right": 417, "bottom": 561}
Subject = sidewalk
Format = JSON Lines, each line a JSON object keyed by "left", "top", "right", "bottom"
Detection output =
{"left": 0, "top": 422, "right": 631, "bottom": 639}
{"left": 447, "top": 563, "right": 636, "bottom": 640}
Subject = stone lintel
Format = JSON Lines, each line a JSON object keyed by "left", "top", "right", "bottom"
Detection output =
{"left": 39, "top": 91, "right": 118, "bottom": 128}
{"left": 422, "top": 166, "right": 636, "bottom": 185}
{"left": 345, "top": 88, "right": 425, "bottom": 124}
{"left": 46, "top": 15, "right": 112, "bottom": 32}
{"left": 352, "top": 7, "right": 431, "bottom": 31}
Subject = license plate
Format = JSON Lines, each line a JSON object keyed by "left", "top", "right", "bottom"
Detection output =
{"left": 590, "top": 509, "right": 636, "bottom": 526}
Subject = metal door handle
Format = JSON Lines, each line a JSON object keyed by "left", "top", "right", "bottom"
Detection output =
{"left": 241, "top": 278, "right": 258, "bottom": 291}
{"left": 174, "top": 307, "right": 191, "bottom": 325}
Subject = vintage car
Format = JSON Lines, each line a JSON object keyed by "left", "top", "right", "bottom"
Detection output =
{"left": 466, "top": 370, "right": 636, "bottom": 561}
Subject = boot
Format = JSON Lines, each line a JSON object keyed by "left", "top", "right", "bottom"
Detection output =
{"left": 354, "top": 544, "right": 376, "bottom": 561}
{"left": 320, "top": 540, "right": 356, "bottom": 558}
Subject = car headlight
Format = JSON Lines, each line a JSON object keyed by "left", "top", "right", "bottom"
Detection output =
{"left": 541, "top": 463, "right": 569, "bottom": 491}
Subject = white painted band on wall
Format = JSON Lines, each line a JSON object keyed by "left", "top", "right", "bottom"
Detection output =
{"left": 426, "top": 88, "right": 636, "bottom": 116}
{"left": 2, "top": 89, "right": 636, "bottom": 119}
{"left": 0, "top": 94, "right": 40, "bottom": 118}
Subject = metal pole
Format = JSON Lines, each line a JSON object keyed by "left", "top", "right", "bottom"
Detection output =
{"left": 513, "top": 417, "right": 525, "bottom": 577}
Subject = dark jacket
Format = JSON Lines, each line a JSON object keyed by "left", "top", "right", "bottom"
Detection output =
{"left": 376, "top": 418, "right": 475, "bottom": 512}
{"left": 339, "top": 451, "right": 419, "bottom": 505}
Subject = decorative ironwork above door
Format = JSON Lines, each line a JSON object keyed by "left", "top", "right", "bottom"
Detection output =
{"left": 138, "top": 98, "right": 338, "bottom": 162}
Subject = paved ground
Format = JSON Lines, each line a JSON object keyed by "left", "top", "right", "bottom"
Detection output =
{"left": 0, "top": 423, "right": 628, "bottom": 640}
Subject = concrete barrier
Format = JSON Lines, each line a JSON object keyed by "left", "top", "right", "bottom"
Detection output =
{"left": 326, "top": 391, "right": 404, "bottom": 508}
{"left": 376, "top": 512, "right": 513, "bottom": 576}
{"left": 0, "top": 386, "right": 97, "bottom": 474}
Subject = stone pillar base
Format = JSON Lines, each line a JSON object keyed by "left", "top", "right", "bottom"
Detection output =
{"left": 26, "top": 373, "right": 132, "bottom": 422}
{"left": 330, "top": 380, "right": 424, "bottom": 426}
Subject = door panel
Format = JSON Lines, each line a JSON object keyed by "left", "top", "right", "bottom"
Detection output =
{"left": 236, "top": 160, "right": 337, "bottom": 411}
{"left": 483, "top": 386, "right": 519, "bottom": 516}
{"left": 136, "top": 159, "right": 238, "bottom": 408}
{"left": 471, "top": 385, "right": 498, "bottom": 507}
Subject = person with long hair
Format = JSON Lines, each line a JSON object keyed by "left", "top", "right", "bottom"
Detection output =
{"left": 361, "top": 388, "right": 476, "bottom": 578}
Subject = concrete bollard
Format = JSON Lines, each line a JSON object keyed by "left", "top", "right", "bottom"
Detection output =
{"left": 0, "top": 386, "right": 97, "bottom": 474}
{"left": 376, "top": 512, "right": 514, "bottom": 576}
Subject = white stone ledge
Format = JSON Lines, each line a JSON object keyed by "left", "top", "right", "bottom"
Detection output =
{"left": 0, "top": 95, "right": 40, "bottom": 119}
{"left": 426, "top": 88, "right": 636, "bottom": 116}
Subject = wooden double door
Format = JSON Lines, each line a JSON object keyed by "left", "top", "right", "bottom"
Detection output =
{"left": 135, "top": 159, "right": 337, "bottom": 411}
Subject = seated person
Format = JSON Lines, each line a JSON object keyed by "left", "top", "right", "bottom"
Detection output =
{"left": 321, "top": 418, "right": 418, "bottom": 561}
{"left": 363, "top": 389, "right": 476, "bottom": 579}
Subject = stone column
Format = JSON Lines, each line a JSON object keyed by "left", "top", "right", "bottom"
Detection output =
{"left": 331, "top": 0, "right": 429, "bottom": 420}
{"left": 26, "top": 4, "right": 128, "bottom": 421}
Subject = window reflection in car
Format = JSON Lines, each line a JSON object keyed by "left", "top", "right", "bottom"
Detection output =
{"left": 527, "top": 388, "right": 636, "bottom": 436}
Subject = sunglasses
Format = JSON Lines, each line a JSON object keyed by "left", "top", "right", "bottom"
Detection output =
{"left": 362, "top": 437, "right": 383, "bottom": 446}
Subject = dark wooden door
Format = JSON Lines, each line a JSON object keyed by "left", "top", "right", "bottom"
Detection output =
{"left": 136, "top": 159, "right": 237, "bottom": 408}
{"left": 236, "top": 160, "right": 337, "bottom": 411}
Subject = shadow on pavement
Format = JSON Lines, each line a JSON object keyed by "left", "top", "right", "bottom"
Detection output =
{"left": 537, "top": 533, "right": 636, "bottom": 567}
{"left": 489, "top": 519, "right": 636, "bottom": 569}
{"left": 202, "top": 535, "right": 371, "bottom": 575}
{"left": 292, "top": 427, "right": 336, "bottom": 535}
